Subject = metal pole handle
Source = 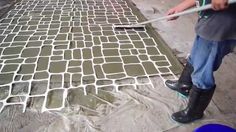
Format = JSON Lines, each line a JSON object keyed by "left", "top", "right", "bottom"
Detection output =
{"left": 133, "top": 0, "right": 236, "bottom": 27}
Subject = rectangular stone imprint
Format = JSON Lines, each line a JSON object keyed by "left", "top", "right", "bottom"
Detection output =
{"left": 46, "top": 89, "right": 64, "bottom": 109}
{"left": 21, "top": 48, "right": 40, "bottom": 57}
{"left": 124, "top": 64, "right": 145, "bottom": 76}
{"left": 49, "top": 61, "right": 67, "bottom": 73}
{"left": 3, "top": 47, "right": 23, "bottom": 55}
{"left": 0, "top": 73, "right": 14, "bottom": 85}
{"left": 1, "top": 65, "right": 18, "bottom": 73}
{"left": 142, "top": 62, "right": 159, "bottom": 75}
{"left": 83, "top": 61, "right": 94, "bottom": 75}
{"left": 18, "top": 64, "right": 35, "bottom": 74}
{"left": 103, "top": 63, "right": 124, "bottom": 74}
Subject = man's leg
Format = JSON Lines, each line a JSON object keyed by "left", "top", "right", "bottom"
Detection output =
{"left": 165, "top": 61, "right": 193, "bottom": 96}
{"left": 171, "top": 36, "right": 235, "bottom": 123}
{"left": 189, "top": 38, "right": 233, "bottom": 89}
{"left": 165, "top": 35, "right": 197, "bottom": 97}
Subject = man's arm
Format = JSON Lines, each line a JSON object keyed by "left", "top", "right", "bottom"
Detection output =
{"left": 211, "top": 0, "right": 229, "bottom": 10}
{"left": 167, "top": 0, "right": 196, "bottom": 20}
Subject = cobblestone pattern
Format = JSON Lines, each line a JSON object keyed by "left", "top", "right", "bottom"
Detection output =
{"left": 0, "top": 0, "right": 177, "bottom": 112}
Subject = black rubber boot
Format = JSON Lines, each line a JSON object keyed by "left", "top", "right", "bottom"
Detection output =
{"left": 171, "top": 85, "right": 215, "bottom": 123}
{"left": 165, "top": 62, "right": 194, "bottom": 96}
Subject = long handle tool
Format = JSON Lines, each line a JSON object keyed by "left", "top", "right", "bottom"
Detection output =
{"left": 114, "top": 0, "right": 236, "bottom": 30}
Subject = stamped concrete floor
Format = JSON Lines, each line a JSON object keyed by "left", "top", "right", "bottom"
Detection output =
{"left": 0, "top": 0, "right": 183, "bottom": 113}
{"left": 0, "top": 0, "right": 235, "bottom": 132}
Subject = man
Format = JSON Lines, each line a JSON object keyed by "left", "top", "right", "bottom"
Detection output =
{"left": 165, "top": 0, "right": 236, "bottom": 123}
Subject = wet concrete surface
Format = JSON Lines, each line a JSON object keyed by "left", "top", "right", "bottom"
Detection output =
{"left": 0, "top": 0, "right": 17, "bottom": 17}
{"left": 0, "top": 0, "right": 235, "bottom": 131}
{"left": 0, "top": 0, "right": 181, "bottom": 131}
{"left": 0, "top": 0, "right": 183, "bottom": 113}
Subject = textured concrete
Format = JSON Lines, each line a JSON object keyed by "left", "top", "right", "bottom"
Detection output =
{"left": 0, "top": 0, "right": 235, "bottom": 131}
{"left": 0, "top": 0, "right": 180, "bottom": 113}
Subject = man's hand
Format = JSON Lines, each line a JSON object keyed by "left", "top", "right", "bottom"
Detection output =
{"left": 212, "top": 0, "right": 229, "bottom": 11}
{"left": 166, "top": 0, "right": 196, "bottom": 21}
{"left": 166, "top": 6, "right": 183, "bottom": 21}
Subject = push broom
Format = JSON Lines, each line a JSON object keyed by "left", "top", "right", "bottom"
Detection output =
{"left": 114, "top": 0, "right": 236, "bottom": 30}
